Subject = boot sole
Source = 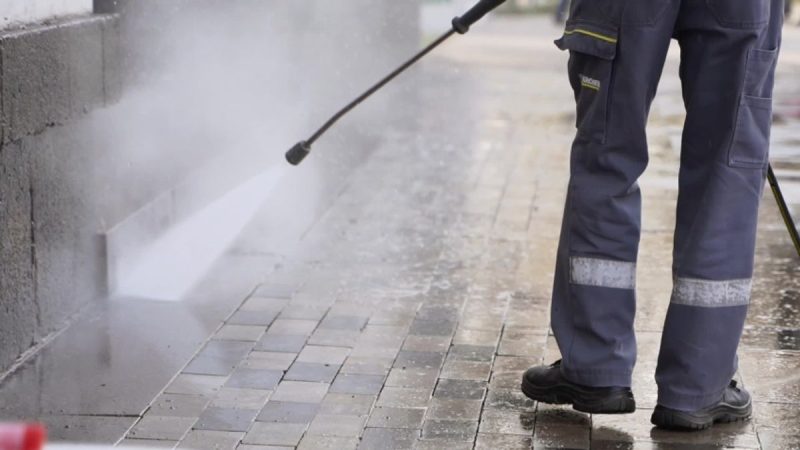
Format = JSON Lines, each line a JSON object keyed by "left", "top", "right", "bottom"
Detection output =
{"left": 521, "top": 376, "right": 636, "bottom": 414}
{"left": 650, "top": 401, "right": 752, "bottom": 431}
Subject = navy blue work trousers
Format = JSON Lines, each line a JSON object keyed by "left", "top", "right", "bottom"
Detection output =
{"left": 551, "top": 0, "right": 783, "bottom": 411}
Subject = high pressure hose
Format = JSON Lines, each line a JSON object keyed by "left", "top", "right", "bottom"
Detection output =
{"left": 285, "top": 0, "right": 507, "bottom": 166}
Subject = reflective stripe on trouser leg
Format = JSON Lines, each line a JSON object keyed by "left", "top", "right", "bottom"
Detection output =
{"left": 570, "top": 257, "right": 636, "bottom": 290}
{"left": 656, "top": 279, "right": 752, "bottom": 410}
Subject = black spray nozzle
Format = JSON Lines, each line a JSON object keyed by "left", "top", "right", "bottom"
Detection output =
{"left": 452, "top": 0, "right": 507, "bottom": 34}
{"left": 286, "top": 141, "right": 311, "bottom": 166}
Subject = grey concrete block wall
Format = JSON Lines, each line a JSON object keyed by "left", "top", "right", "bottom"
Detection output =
{"left": 0, "top": 14, "right": 120, "bottom": 374}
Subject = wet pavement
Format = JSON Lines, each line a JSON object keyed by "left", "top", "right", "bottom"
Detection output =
{"left": 3, "top": 14, "right": 800, "bottom": 450}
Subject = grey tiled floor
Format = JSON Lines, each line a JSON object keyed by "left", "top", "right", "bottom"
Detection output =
{"left": 119, "top": 16, "right": 800, "bottom": 450}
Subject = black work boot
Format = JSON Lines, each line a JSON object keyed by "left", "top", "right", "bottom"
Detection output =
{"left": 651, "top": 380, "right": 752, "bottom": 431}
{"left": 521, "top": 360, "right": 636, "bottom": 414}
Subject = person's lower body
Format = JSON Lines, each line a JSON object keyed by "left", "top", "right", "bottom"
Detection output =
{"left": 522, "top": 0, "right": 783, "bottom": 430}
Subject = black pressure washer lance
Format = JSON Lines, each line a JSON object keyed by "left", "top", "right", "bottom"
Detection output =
{"left": 283, "top": 0, "right": 800, "bottom": 259}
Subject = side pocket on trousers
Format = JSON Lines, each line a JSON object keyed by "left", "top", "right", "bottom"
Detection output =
{"left": 744, "top": 48, "right": 778, "bottom": 98}
{"left": 727, "top": 47, "right": 777, "bottom": 169}
{"left": 556, "top": 22, "right": 619, "bottom": 144}
{"left": 728, "top": 96, "right": 772, "bottom": 169}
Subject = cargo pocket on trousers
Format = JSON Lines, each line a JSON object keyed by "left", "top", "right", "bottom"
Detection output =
{"left": 728, "top": 47, "right": 777, "bottom": 169}
{"left": 728, "top": 96, "right": 772, "bottom": 168}
{"left": 556, "top": 22, "right": 619, "bottom": 144}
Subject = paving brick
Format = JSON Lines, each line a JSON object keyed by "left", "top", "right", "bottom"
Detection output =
{"left": 484, "top": 389, "right": 536, "bottom": 411}
{"left": 319, "top": 393, "right": 376, "bottom": 416}
{"left": 279, "top": 304, "right": 329, "bottom": 320}
{"left": 474, "top": 433, "right": 532, "bottom": 449}
{"left": 367, "top": 406, "right": 426, "bottom": 429}
{"left": 194, "top": 407, "right": 259, "bottom": 432}
{"left": 214, "top": 325, "right": 266, "bottom": 342}
{"left": 179, "top": 430, "right": 244, "bottom": 450}
{"left": 298, "top": 436, "right": 360, "bottom": 450}
{"left": 433, "top": 379, "right": 487, "bottom": 400}
{"left": 319, "top": 315, "right": 369, "bottom": 331}
{"left": 533, "top": 422, "right": 590, "bottom": 450}
{"left": 452, "top": 329, "right": 501, "bottom": 347}
{"left": 228, "top": 310, "right": 279, "bottom": 326}
{"left": 211, "top": 388, "right": 271, "bottom": 410}
{"left": 385, "top": 369, "right": 438, "bottom": 390}
{"left": 285, "top": 362, "right": 340, "bottom": 383}
{"left": 267, "top": 319, "right": 319, "bottom": 336}
{"left": 148, "top": 394, "right": 210, "bottom": 417}
{"left": 393, "top": 351, "right": 445, "bottom": 369}
{"left": 251, "top": 284, "right": 297, "bottom": 299}
{"left": 447, "top": 345, "right": 495, "bottom": 362}
{"left": 440, "top": 360, "right": 492, "bottom": 381}
{"left": 402, "top": 336, "right": 451, "bottom": 353}
{"left": 308, "top": 329, "right": 361, "bottom": 347}
{"left": 118, "top": 439, "right": 177, "bottom": 448}
{"left": 255, "top": 335, "right": 307, "bottom": 353}
{"left": 296, "top": 345, "right": 350, "bottom": 365}
{"left": 377, "top": 387, "right": 432, "bottom": 408}
{"left": 498, "top": 330, "right": 547, "bottom": 357}
{"left": 478, "top": 409, "right": 535, "bottom": 435}
{"left": 358, "top": 428, "right": 418, "bottom": 450}
{"left": 243, "top": 422, "right": 306, "bottom": 447}
{"left": 240, "top": 297, "right": 288, "bottom": 312}
{"left": 488, "top": 371, "right": 522, "bottom": 390}
{"left": 225, "top": 368, "right": 283, "bottom": 390}
{"left": 256, "top": 401, "right": 319, "bottom": 424}
{"left": 184, "top": 355, "right": 240, "bottom": 377}
{"left": 413, "top": 440, "right": 472, "bottom": 450}
{"left": 237, "top": 446, "right": 292, "bottom": 450}
{"left": 129, "top": 416, "right": 196, "bottom": 441}
{"left": 241, "top": 352, "right": 297, "bottom": 371}
{"left": 198, "top": 340, "right": 254, "bottom": 359}
{"left": 426, "top": 398, "right": 482, "bottom": 421}
{"left": 271, "top": 381, "right": 329, "bottom": 403}
{"left": 330, "top": 374, "right": 385, "bottom": 395}
{"left": 420, "top": 420, "right": 477, "bottom": 441}
{"left": 166, "top": 375, "right": 227, "bottom": 397}
{"left": 306, "top": 414, "right": 366, "bottom": 437}
{"left": 409, "top": 319, "right": 456, "bottom": 337}
{"left": 340, "top": 357, "right": 394, "bottom": 376}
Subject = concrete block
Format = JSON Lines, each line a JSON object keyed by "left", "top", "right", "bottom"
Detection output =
{"left": 0, "top": 15, "right": 109, "bottom": 143}
{"left": 24, "top": 127, "right": 105, "bottom": 334}
{"left": 0, "top": 24, "right": 71, "bottom": 142}
{"left": 0, "top": 141, "right": 36, "bottom": 372}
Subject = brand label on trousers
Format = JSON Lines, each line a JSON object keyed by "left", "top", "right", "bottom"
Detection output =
{"left": 580, "top": 74, "right": 601, "bottom": 91}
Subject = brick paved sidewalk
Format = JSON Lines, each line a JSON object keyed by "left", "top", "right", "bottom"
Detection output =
{"left": 119, "top": 16, "right": 800, "bottom": 450}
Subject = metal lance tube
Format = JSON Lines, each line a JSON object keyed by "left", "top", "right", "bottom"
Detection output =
{"left": 285, "top": 0, "right": 507, "bottom": 166}
{"left": 767, "top": 164, "right": 800, "bottom": 259}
